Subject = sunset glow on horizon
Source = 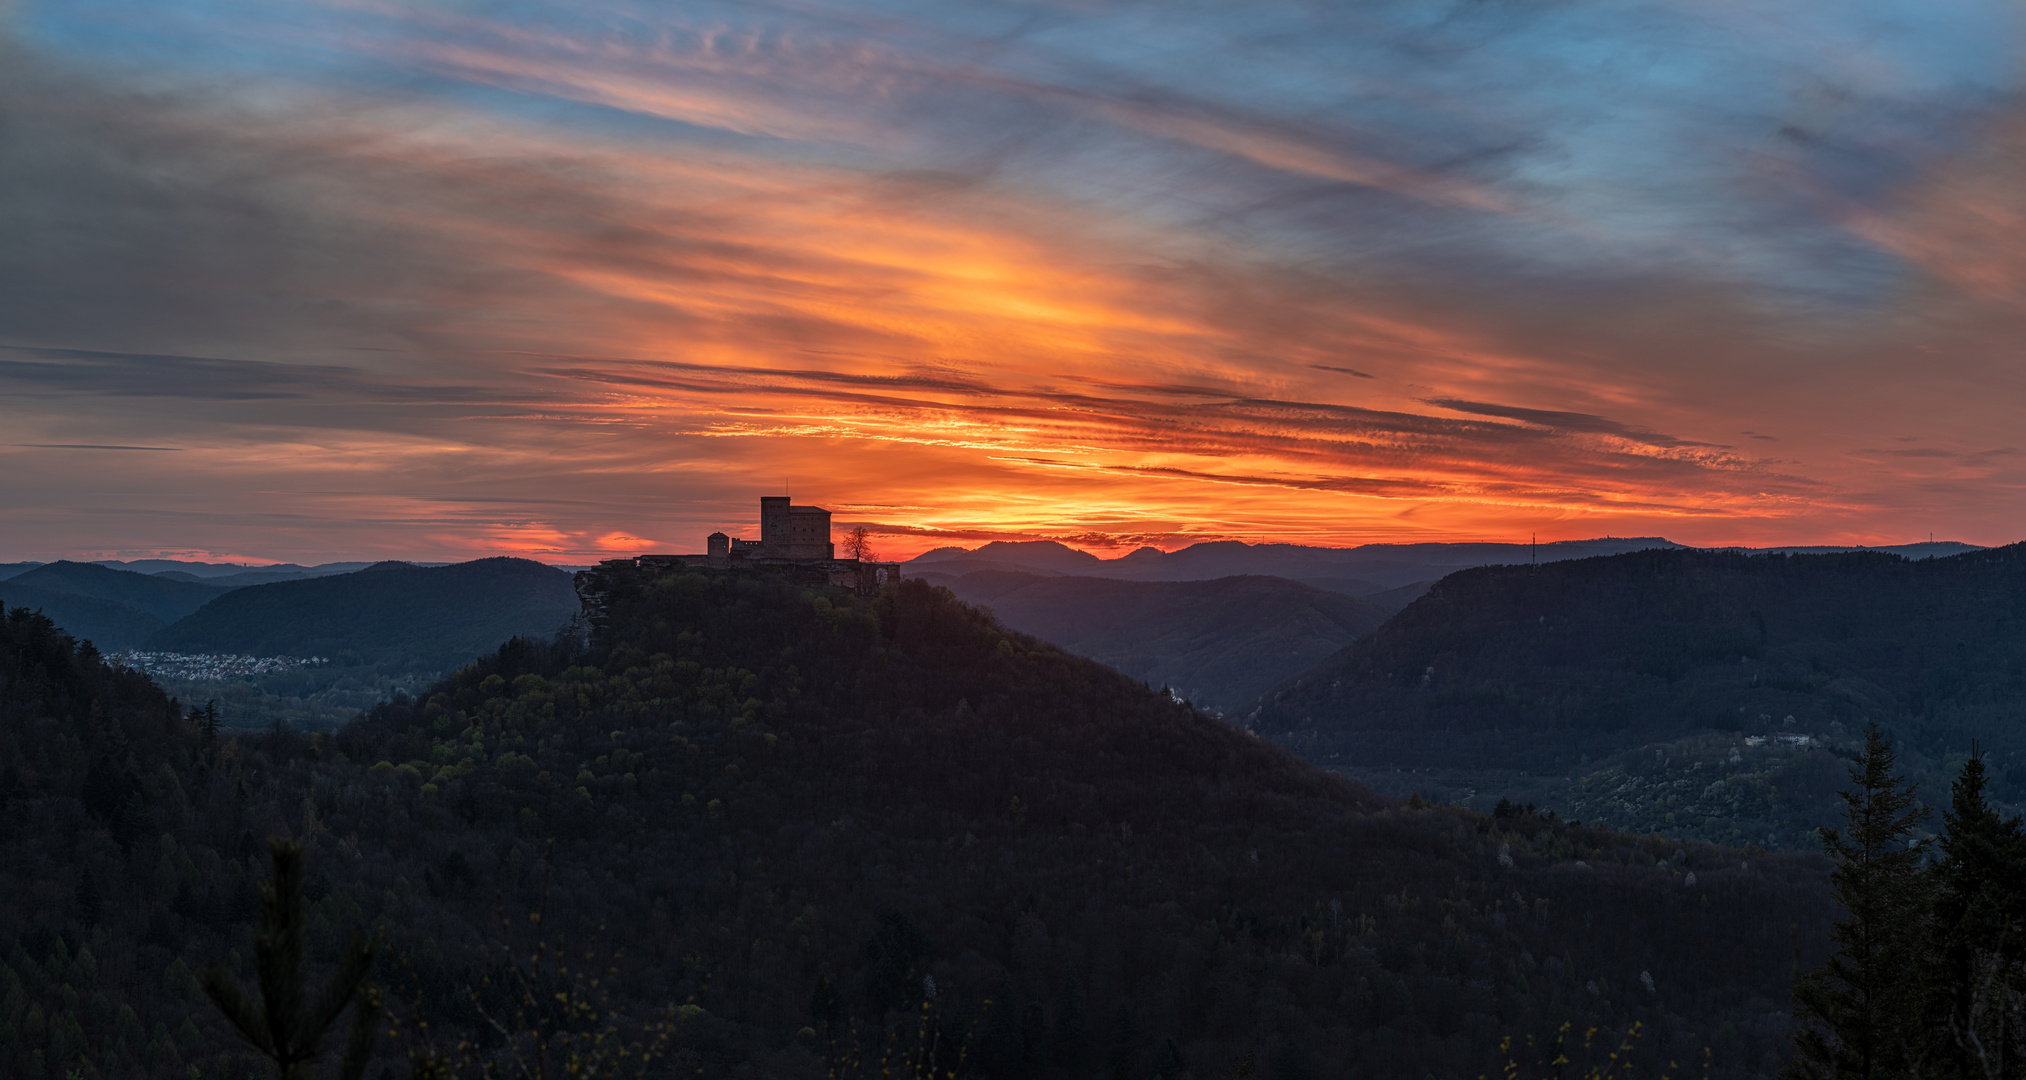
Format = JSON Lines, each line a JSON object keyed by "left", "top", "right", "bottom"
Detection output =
{"left": 4, "top": 0, "right": 2024, "bottom": 563}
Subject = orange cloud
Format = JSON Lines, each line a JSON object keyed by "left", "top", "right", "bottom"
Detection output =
{"left": 1848, "top": 112, "right": 2026, "bottom": 309}
{"left": 4, "top": 15, "right": 2024, "bottom": 564}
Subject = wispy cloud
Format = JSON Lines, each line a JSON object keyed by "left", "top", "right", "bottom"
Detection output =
{"left": 1, "top": 0, "right": 2022, "bottom": 560}
{"left": 16, "top": 444, "right": 186, "bottom": 451}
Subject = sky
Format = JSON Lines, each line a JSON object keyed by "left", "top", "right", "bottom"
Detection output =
{"left": 2, "top": 0, "right": 2023, "bottom": 564}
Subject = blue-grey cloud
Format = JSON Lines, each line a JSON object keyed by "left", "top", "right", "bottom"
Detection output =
{"left": 2, "top": 0, "right": 2025, "bottom": 560}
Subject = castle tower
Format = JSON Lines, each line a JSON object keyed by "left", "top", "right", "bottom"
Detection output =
{"left": 759, "top": 495, "right": 834, "bottom": 559}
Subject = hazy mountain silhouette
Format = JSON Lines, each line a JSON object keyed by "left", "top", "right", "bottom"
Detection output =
{"left": 1251, "top": 544, "right": 2026, "bottom": 844}
{"left": 10, "top": 560, "right": 231, "bottom": 623}
{"left": 146, "top": 556, "right": 577, "bottom": 670}
{"left": 909, "top": 537, "right": 1983, "bottom": 594}
{"left": 0, "top": 577, "right": 164, "bottom": 648}
{"left": 91, "top": 557, "right": 383, "bottom": 579}
{"left": 148, "top": 563, "right": 370, "bottom": 587}
{"left": 910, "top": 537, "right": 1687, "bottom": 592}
{"left": 942, "top": 571, "right": 1404, "bottom": 714}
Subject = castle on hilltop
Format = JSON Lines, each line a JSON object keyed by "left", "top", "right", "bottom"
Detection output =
{"left": 575, "top": 496, "right": 903, "bottom": 622}
{"left": 710, "top": 495, "right": 835, "bottom": 561}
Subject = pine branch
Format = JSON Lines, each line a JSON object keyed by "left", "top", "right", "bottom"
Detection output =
{"left": 202, "top": 963, "right": 276, "bottom": 1056}
{"left": 201, "top": 836, "right": 381, "bottom": 1080}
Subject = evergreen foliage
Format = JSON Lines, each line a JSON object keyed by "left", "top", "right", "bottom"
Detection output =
{"left": 8, "top": 561, "right": 231, "bottom": 623}
{"left": 0, "top": 576, "right": 169, "bottom": 649}
{"left": 146, "top": 557, "right": 578, "bottom": 673}
{"left": 1257, "top": 544, "right": 2026, "bottom": 776}
{"left": 1912, "top": 743, "right": 2026, "bottom": 1079}
{"left": 200, "top": 839, "right": 379, "bottom": 1080}
{"left": 1789, "top": 724, "right": 1930, "bottom": 1079}
{"left": 1788, "top": 729, "right": 2026, "bottom": 1080}
{"left": 942, "top": 571, "right": 1395, "bottom": 715}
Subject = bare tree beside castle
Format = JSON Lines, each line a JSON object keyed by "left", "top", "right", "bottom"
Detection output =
{"left": 845, "top": 526, "right": 876, "bottom": 563}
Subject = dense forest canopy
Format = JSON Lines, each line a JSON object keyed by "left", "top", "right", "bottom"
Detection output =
{"left": 940, "top": 571, "right": 1399, "bottom": 715}
{"left": 0, "top": 576, "right": 170, "bottom": 650}
{"left": 1255, "top": 545, "right": 2026, "bottom": 780}
{"left": 146, "top": 557, "right": 579, "bottom": 672}
{"left": 8, "top": 562, "right": 231, "bottom": 624}
{"left": 1, "top": 570, "right": 1836, "bottom": 1078}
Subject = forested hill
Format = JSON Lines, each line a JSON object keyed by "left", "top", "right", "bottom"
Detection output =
{"left": 7, "top": 561, "right": 230, "bottom": 623}
{"left": 145, "top": 556, "right": 577, "bottom": 670}
{"left": 7, "top": 569, "right": 1835, "bottom": 1079}
{"left": 941, "top": 571, "right": 1398, "bottom": 714}
{"left": 0, "top": 576, "right": 168, "bottom": 649}
{"left": 331, "top": 570, "right": 1834, "bottom": 1077}
{"left": 1251, "top": 544, "right": 2026, "bottom": 779}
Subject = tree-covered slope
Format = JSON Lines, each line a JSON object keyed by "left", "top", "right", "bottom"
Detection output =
{"left": 9, "top": 561, "right": 231, "bottom": 623}
{"left": 146, "top": 557, "right": 577, "bottom": 670}
{"left": 908, "top": 537, "right": 1688, "bottom": 591}
{"left": 944, "top": 571, "right": 1397, "bottom": 714}
{"left": 0, "top": 577, "right": 164, "bottom": 649}
{"left": 1251, "top": 545, "right": 2026, "bottom": 782}
{"left": 2, "top": 571, "right": 1841, "bottom": 1079}
{"left": 0, "top": 604, "right": 250, "bottom": 1079}
{"left": 311, "top": 569, "right": 1827, "bottom": 1078}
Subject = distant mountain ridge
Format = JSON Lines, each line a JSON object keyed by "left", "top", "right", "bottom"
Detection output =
{"left": 909, "top": 537, "right": 1985, "bottom": 593}
{"left": 149, "top": 563, "right": 374, "bottom": 587}
{"left": 10, "top": 560, "right": 231, "bottom": 623}
{"left": 91, "top": 557, "right": 388, "bottom": 579}
{"left": 1248, "top": 544, "right": 2026, "bottom": 845}
{"left": 146, "top": 556, "right": 579, "bottom": 670}
{"left": 942, "top": 570, "right": 1406, "bottom": 714}
{"left": 0, "top": 557, "right": 580, "bottom": 679}
{"left": 0, "top": 577, "right": 166, "bottom": 648}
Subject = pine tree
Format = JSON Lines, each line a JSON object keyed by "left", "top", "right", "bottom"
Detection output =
{"left": 1788, "top": 723, "right": 1931, "bottom": 1080}
{"left": 201, "top": 838, "right": 380, "bottom": 1080}
{"left": 74, "top": 869, "right": 102, "bottom": 928}
{"left": 1913, "top": 745, "right": 2026, "bottom": 1080}
{"left": 1269, "top": 1038, "right": 1313, "bottom": 1080}
{"left": 1104, "top": 1002, "right": 1138, "bottom": 1080}
{"left": 1051, "top": 982, "right": 1090, "bottom": 1072}
{"left": 808, "top": 976, "right": 842, "bottom": 1075}
{"left": 976, "top": 974, "right": 1024, "bottom": 1080}
{"left": 190, "top": 698, "right": 221, "bottom": 744}
{"left": 1020, "top": 1002, "right": 1049, "bottom": 1078}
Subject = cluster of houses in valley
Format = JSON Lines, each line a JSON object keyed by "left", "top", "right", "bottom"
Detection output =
{"left": 110, "top": 651, "right": 326, "bottom": 681}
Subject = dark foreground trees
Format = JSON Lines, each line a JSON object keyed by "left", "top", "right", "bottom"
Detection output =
{"left": 1790, "top": 726, "right": 2026, "bottom": 1080}
{"left": 201, "top": 839, "right": 379, "bottom": 1080}
{"left": 1788, "top": 724, "right": 1930, "bottom": 1079}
